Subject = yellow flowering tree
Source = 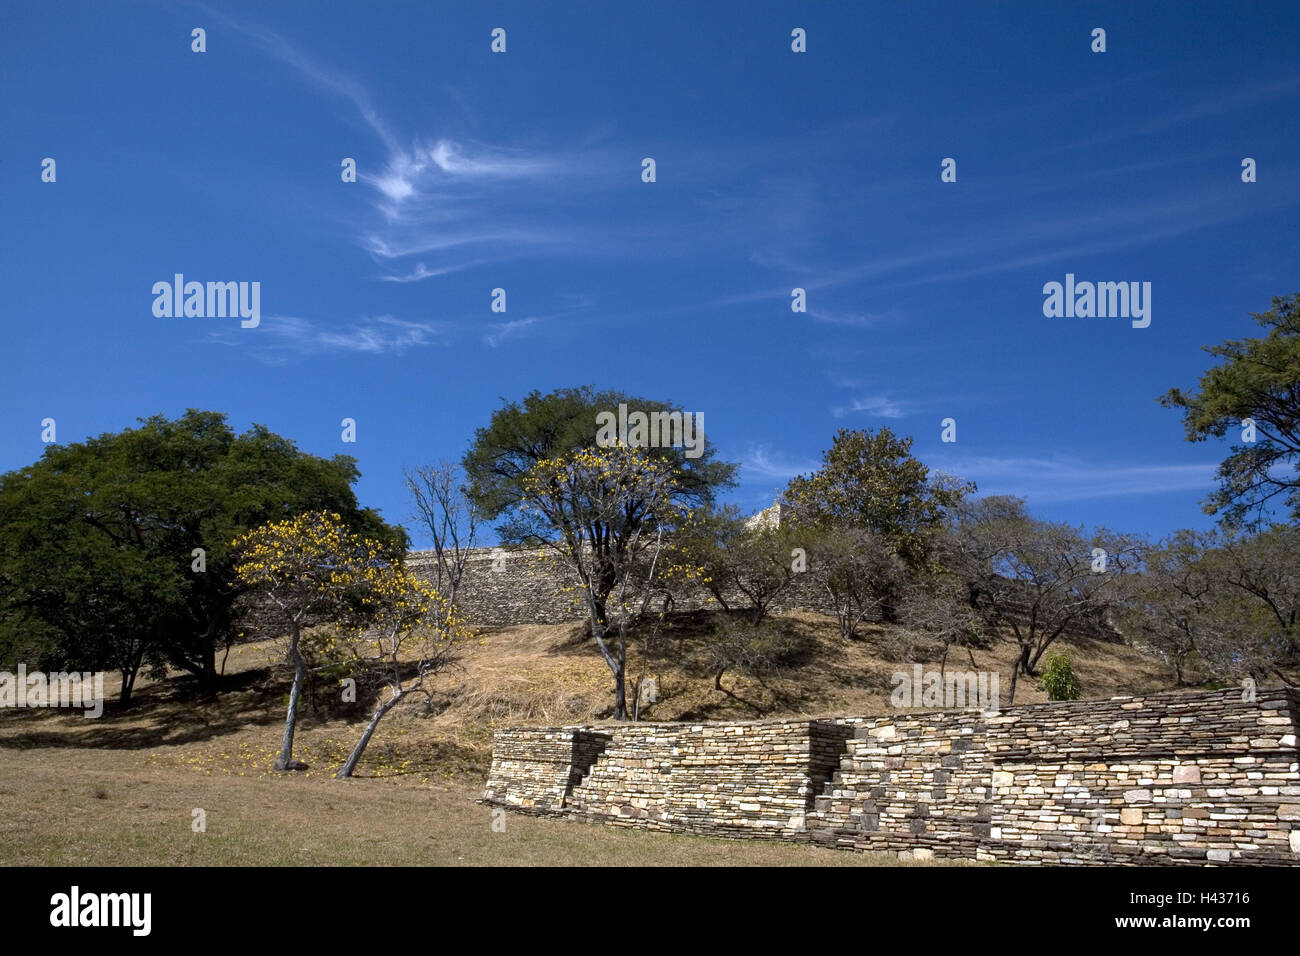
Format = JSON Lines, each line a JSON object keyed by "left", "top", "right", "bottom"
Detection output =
{"left": 332, "top": 565, "right": 470, "bottom": 778}
{"left": 232, "top": 511, "right": 396, "bottom": 772}
{"left": 520, "top": 445, "right": 688, "bottom": 719}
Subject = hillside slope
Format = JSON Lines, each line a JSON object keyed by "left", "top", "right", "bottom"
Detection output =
{"left": 0, "top": 610, "right": 1177, "bottom": 786}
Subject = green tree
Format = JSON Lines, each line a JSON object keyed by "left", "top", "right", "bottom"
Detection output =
{"left": 463, "top": 386, "right": 736, "bottom": 631}
{"left": 518, "top": 445, "right": 689, "bottom": 719}
{"left": 1161, "top": 294, "right": 1300, "bottom": 527}
{"left": 233, "top": 511, "right": 400, "bottom": 772}
{"left": 0, "top": 410, "right": 403, "bottom": 702}
{"left": 782, "top": 427, "right": 972, "bottom": 618}
{"left": 948, "top": 496, "right": 1141, "bottom": 705}
{"left": 670, "top": 506, "right": 804, "bottom": 625}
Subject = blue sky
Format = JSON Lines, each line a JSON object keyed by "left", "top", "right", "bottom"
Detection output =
{"left": 2, "top": 1, "right": 1297, "bottom": 548}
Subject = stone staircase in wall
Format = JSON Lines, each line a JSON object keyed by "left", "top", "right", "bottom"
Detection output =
{"left": 800, "top": 714, "right": 996, "bottom": 861}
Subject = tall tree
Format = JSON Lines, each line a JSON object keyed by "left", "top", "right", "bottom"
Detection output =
{"left": 463, "top": 386, "right": 736, "bottom": 630}
{"left": 1161, "top": 293, "right": 1300, "bottom": 527}
{"left": 233, "top": 511, "right": 400, "bottom": 772}
{"left": 949, "top": 496, "right": 1141, "bottom": 705}
{"left": 782, "top": 427, "right": 972, "bottom": 618}
{"left": 405, "top": 461, "right": 479, "bottom": 618}
{"left": 519, "top": 445, "right": 688, "bottom": 719}
{"left": 331, "top": 564, "right": 468, "bottom": 779}
{"left": 0, "top": 410, "right": 402, "bottom": 701}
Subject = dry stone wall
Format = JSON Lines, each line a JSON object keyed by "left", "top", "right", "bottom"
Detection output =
{"left": 484, "top": 718, "right": 859, "bottom": 836}
{"left": 407, "top": 546, "right": 843, "bottom": 627}
{"left": 406, "top": 546, "right": 1123, "bottom": 642}
{"left": 481, "top": 726, "right": 611, "bottom": 811}
{"left": 483, "top": 687, "right": 1300, "bottom": 865}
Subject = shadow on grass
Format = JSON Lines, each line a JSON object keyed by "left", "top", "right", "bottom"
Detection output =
{"left": 0, "top": 666, "right": 284, "bottom": 751}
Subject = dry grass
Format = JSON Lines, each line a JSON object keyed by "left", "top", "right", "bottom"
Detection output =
{"left": 0, "top": 746, "right": 939, "bottom": 867}
{"left": 0, "top": 609, "right": 1176, "bottom": 865}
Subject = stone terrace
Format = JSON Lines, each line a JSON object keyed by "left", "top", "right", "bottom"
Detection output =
{"left": 483, "top": 687, "right": 1300, "bottom": 866}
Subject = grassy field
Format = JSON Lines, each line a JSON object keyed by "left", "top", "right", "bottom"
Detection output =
{"left": 0, "top": 611, "right": 1173, "bottom": 866}
{"left": 0, "top": 745, "right": 927, "bottom": 866}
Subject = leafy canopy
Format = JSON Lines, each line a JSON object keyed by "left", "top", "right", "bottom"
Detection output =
{"left": 782, "top": 427, "right": 972, "bottom": 568}
{"left": 1161, "top": 293, "right": 1300, "bottom": 526}
{"left": 0, "top": 410, "right": 404, "bottom": 692}
{"left": 463, "top": 386, "right": 736, "bottom": 545}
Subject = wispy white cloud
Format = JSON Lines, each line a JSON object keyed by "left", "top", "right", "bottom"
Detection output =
{"left": 928, "top": 455, "right": 1218, "bottom": 503}
{"left": 808, "top": 308, "right": 895, "bottom": 328}
{"left": 194, "top": 2, "right": 400, "bottom": 153}
{"left": 203, "top": 6, "right": 586, "bottom": 281}
{"left": 369, "top": 139, "right": 561, "bottom": 209}
{"left": 210, "top": 315, "right": 446, "bottom": 364}
{"left": 483, "top": 316, "right": 542, "bottom": 348}
{"left": 377, "top": 260, "right": 494, "bottom": 283}
{"left": 362, "top": 226, "right": 575, "bottom": 262}
{"left": 832, "top": 395, "right": 907, "bottom": 419}
{"left": 358, "top": 137, "right": 592, "bottom": 275}
{"left": 740, "top": 445, "right": 819, "bottom": 482}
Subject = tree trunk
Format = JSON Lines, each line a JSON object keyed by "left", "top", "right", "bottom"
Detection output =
{"left": 118, "top": 642, "right": 146, "bottom": 704}
{"left": 336, "top": 689, "right": 403, "bottom": 779}
{"left": 879, "top": 591, "right": 899, "bottom": 625}
{"left": 118, "top": 667, "right": 136, "bottom": 705}
{"left": 613, "top": 657, "right": 627, "bottom": 720}
{"left": 274, "top": 623, "right": 308, "bottom": 772}
{"left": 194, "top": 617, "right": 220, "bottom": 689}
{"left": 590, "top": 594, "right": 610, "bottom": 636}
{"left": 1004, "top": 643, "right": 1031, "bottom": 707}
{"left": 200, "top": 642, "right": 217, "bottom": 687}
{"left": 1027, "top": 638, "right": 1055, "bottom": 673}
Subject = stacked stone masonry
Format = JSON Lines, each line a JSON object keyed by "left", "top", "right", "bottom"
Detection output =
{"left": 406, "top": 546, "right": 1122, "bottom": 641}
{"left": 408, "top": 546, "right": 853, "bottom": 626}
{"left": 483, "top": 687, "right": 1300, "bottom": 865}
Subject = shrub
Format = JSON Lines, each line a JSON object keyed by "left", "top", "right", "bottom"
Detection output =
{"left": 705, "top": 616, "right": 806, "bottom": 691}
{"left": 1038, "top": 652, "right": 1081, "bottom": 701}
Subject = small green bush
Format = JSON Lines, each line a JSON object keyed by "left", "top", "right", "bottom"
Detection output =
{"left": 1039, "top": 652, "right": 1081, "bottom": 701}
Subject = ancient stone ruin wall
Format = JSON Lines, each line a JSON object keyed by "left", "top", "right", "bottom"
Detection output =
{"left": 406, "top": 545, "right": 1124, "bottom": 642}
{"left": 482, "top": 726, "right": 612, "bottom": 812}
{"left": 407, "top": 546, "right": 843, "bottom": 627}
{"left": 484, "top": 718, "right": 860, "bottom": 837}
{"left": 483, "top": 687, "right": 1300, "bottom": 865}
